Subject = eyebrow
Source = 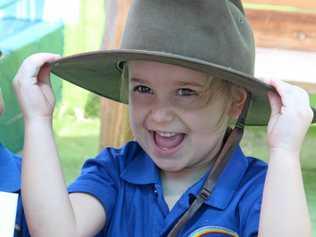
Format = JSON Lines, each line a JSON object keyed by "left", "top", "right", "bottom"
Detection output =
{"left": 131, "top": 77, "right": 206, "bottom": 88}
{"left": 175, "top": 81, "right": 206, "bottom": 87}
{"left": 130, "top": 77, "right": 148, "bottom": 84}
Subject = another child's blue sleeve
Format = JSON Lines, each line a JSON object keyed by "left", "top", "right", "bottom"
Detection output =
{"left": 67, "top": 148, "right": 121, "bottom": 222}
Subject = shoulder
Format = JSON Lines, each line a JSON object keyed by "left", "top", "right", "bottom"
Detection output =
{"left": 242, "top": 156, "right": 267, "bottom": 185}
{"left": 235, "top": 156, "right": 267, "bottom": 236}
{"left": 72, "top": 141, "right": 147, "bottom": 184}
{"left": 83, "top": 141, "right": 144, "bottom": 171}
{"left": 223, "top": 148, "right": 267, "bottom": 213}
{"left": 237, "top": 155, "right": 267, "bottom": 202}
{"left": 68, "top": 141, "right": 146, "bottom": 220}
{"left": 224, "top": 146, "right": 267, "bottom": 194}
{"left": 99, "top": 140, "right": 144, "bottom": 162}
{"left": 237, "top": 156, "right": 267, "bottom": 216}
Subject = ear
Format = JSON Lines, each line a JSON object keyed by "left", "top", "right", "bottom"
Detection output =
{"left": 228, "top": 87, "right": 247, "bottom": 119}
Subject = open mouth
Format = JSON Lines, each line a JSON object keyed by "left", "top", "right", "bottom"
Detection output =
{"left": 151, "top": 130, "right": 186, "bottom": 156}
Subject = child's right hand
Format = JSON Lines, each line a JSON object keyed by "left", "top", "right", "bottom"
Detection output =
{"left": 13, "top": 53, "right": 61, "bottom": 122}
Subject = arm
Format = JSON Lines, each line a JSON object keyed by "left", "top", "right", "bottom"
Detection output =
{"left": 13, "top": 54, "right": 105, "bottom": 237}
{"left": 258, "top": 80, "right": 313, "bottom": 237}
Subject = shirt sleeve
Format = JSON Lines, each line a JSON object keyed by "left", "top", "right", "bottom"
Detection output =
{"left": 67, "top": 148, "right": 121, "bottom": 222}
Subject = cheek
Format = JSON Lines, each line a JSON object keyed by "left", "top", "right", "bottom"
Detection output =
{"left": 186, "top": 111, "right": 228, "bottom": 155}
{"left": 128, "top": 103, "right": 146, "bottom": 133}
{"left": 185, "top": 108, "right": 227, "bottom": 134}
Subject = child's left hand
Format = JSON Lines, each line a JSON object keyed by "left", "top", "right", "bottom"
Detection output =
{"left": 266, "top": 79, "right": 313, "bottom": 154}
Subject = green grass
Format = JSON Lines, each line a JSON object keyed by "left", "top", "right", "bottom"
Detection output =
{"left": 54, "top": 114, "right": 100, "bottom": 182}
{"left": 242, "top": 126, "right": 316, "bottom": 169}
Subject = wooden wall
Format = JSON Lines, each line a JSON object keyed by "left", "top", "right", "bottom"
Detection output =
{"left": 99, "top": 0, "right": 133, "bottom": 148}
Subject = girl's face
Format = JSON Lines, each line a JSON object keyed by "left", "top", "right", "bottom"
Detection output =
{"left": 128, "top": 61, "right": 243, "bottom": 173}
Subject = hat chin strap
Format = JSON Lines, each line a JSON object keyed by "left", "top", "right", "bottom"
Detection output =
{"left": 167, "top": 92, "right": 252, "bottom": 237}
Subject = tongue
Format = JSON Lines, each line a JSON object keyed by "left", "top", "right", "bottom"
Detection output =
{"left": 154, "top": 132, "right": 185, "bottom": 149}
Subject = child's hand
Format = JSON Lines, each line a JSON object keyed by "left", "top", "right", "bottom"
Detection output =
{"left": 13, "top": 53, "right": 61, "bottom": 122}
{"left": 266, "top": 79, "right": 313, "bottom": 154}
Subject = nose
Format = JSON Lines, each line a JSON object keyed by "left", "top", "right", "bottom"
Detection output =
{"left": 147, "top": 98, "right": 175, "bottom": 124}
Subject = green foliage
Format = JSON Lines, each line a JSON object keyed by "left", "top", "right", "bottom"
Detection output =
{"left": 53, "top": 0, "right": 105, "bottom": 181}
{"left": 311, "top": 95, "right": 316, "bottom": 107}
{"left": 84, "top": 93, "right": 100, "bottom": 118}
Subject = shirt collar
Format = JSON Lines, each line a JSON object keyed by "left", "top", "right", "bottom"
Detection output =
{"left": 120, "top": 143, "right": 249, "bottom": 210}
{"left": 188, "top": 145, "right": 249, "bottom": 210}
{"left": 0, "top": 144, "right": 21, "bottom": 192}
{"left": 120, "top": 145, "right": 160, "bottom": 185}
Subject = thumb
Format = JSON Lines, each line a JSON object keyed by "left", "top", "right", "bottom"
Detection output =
{"left": 267, "top": 91, "right": 282, "bottom": 119}
{"left": 38, "top": 63, "right": 52, "bottom": 86}
{"left": 38, "top": 63, "right": 55, "bottom": 109}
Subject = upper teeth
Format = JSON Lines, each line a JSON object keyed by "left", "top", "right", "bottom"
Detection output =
{"left": 156, "top": 131, "right": 177, "bottom": 137}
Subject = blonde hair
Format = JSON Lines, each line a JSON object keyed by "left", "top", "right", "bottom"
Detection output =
{"left": 119, "top": 62, "right": 130, "bottom": 103}
{"left": 205, "top": 76, "right": 236, "bottom": 130}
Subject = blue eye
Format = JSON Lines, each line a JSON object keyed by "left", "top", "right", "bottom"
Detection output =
{"left": 177, "top": 88, "right": 198, "bottom": 96}
{"left": 133, "top": 85, "right": 153, "bottom": 94}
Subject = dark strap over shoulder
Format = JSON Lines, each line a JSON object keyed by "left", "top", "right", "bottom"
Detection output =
{"left": 167, "top": 92, "right": 252, "bottom": 237}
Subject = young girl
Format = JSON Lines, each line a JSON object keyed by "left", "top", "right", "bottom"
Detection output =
{"left": 13, "top": 0, "right": 314, "bottom": 236}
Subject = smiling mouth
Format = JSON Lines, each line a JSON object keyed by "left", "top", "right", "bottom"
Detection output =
{"left": 151, "top": 130, "right": 186, "bottom": 154}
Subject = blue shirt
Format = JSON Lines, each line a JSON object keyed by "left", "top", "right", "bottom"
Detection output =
{"left": 68, "top": 141, "right": 267, "bottom": 237}
{"left": 0, "top": 144, "right": 30, "bottom": 237}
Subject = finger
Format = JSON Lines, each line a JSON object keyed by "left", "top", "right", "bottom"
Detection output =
{"left": 269, "top": 79, "right": 306, "bottom": 108}
{"left": 274, "top": 80, "right": 311, "bottom": 112}
{"left": 267, "top": 91, "right": 282, "bottom": 117}
{"left": 39, "top": 72, "right": 55, "bottom": 109}
{"left": 268, "top": 80, "right": 313, "bottom": 126}
{"left": 38, "top": 63, "right": 52, "bottom": 85}
{"left": 16, "top": 53, "right": 61, "bottom": 83}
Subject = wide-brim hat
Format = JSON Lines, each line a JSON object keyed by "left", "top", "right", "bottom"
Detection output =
{"left": 51, "top": 0, "right": 315, "bottom": 125}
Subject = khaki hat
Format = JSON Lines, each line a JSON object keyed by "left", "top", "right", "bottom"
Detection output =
{"left": 51, "top": 0, "right": 315, "bottom": 125}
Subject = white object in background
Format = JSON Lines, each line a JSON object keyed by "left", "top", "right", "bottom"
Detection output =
{"left": 0, "top": 192, "right": 18, "bottom": 237}
{"left": 255, "top": 47, "right": 316, "bottom": 93}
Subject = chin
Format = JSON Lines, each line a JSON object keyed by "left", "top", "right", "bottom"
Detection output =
{"left": 152, "top": 157, "right": 186, "bottom": 173}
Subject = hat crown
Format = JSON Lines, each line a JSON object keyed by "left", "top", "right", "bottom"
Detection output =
{"left": 121, "top": 0, "right": 255, "bottom": 75}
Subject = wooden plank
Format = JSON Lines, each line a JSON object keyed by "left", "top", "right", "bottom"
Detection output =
{"left": 255, "top": 47, "right": 316, "bottom": 93}
{"left": 99, "top": 0, "right": 133, "bottom": 148}
{"left": 244, "top": 0, "right": 316, "bottom": 11}
{"left": 246, "top": 9, "right": 316, "bottom": 51}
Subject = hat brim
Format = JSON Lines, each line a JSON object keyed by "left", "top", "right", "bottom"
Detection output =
{"left": 51, "top": 49, "right": 273, "bottom": 126}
